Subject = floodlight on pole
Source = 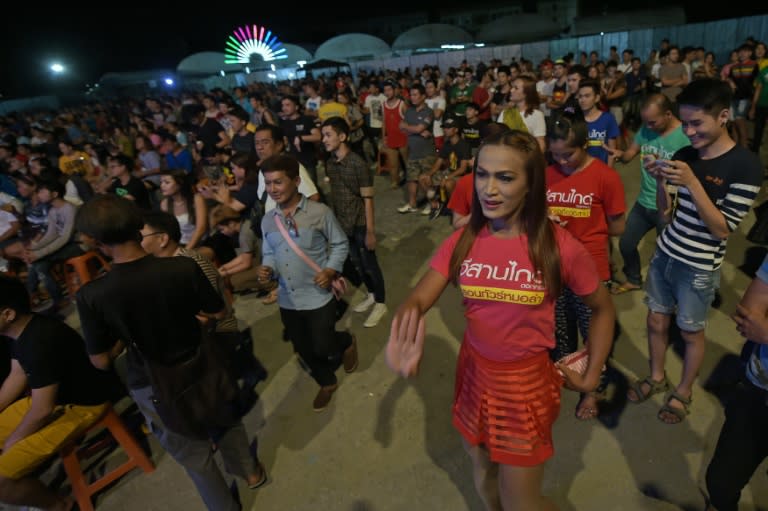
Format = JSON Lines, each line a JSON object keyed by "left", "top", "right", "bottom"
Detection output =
{"left": 50, "top": 63, "right": 65, "bottom": 74}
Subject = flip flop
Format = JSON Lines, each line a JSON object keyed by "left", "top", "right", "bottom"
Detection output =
{"left": 248, "top": 463, "right": 269, "bottom": 490}
{"left": 610, "top": 282, "right": 642, "bottom": 295}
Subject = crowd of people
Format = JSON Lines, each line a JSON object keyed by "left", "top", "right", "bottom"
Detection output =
{"left": 0, "top": 35, "right": 765, "bottom": 510}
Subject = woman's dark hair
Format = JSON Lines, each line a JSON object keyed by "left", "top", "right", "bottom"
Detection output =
{"left": 448, "top": 130, "right": 562, "bottom": 297}
{"left": 547, "top": 110, "right": 588, "bottom": 148}
{"left": 261, "top": 154, "right": 300, "bottom": 180}
{"left": 0, "top": 275, "right": 31, "bottom": 315}
{"left": 160, "top": 169, "right": 196, "bottom": 223}
{"left": 143, "top": 210, "right": 182, "bottom": 244}
{"left": 76, "top": 195, "right": 144, "bottom": 245}
{"left": 230, "top": 152, "right": 260, "bottom": 185}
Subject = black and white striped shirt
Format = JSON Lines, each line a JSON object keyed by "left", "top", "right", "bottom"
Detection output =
{"left": 657, "top": 145, "right": 762, "bottom": 271}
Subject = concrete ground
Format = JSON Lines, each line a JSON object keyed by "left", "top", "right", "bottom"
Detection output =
{"left": 14, "top": 151, "right": 768, "bottom": 511}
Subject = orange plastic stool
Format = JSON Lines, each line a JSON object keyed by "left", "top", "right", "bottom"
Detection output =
{"left": 60, "top": 404, "right": 155, "bottom": 511}
{"left": 62, "top": 251, "right": 110, "bottom": 298}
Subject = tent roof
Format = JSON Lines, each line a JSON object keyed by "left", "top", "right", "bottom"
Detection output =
{"left": 177, "top": 52, "right": 244, "bottom": 76}
{"left": 314, "top": 33, "right": 390, "bottom": 61}
{"left": 392, "top": 23, "right": 473, "bottom": 51}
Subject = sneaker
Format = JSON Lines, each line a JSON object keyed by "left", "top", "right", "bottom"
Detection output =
{"left": 421, "top": 204, "right": 433, "bottom": 216}
{"left": 429, "top": 202, "right": 444, "bottom": 220}
{"left": 343, "top": 335, "right": 358, "bottom": 373}
{"left": 363, "top": 303, "right": 388, "bottom": 328}
{"left": 397, "top": 204, "right": 418, "bottom": 213}
{"left": 312, "top": 384, "right": 339, "bottom": 412}
{"left": 353, "top": 293, "right": 375, "bottom": 313}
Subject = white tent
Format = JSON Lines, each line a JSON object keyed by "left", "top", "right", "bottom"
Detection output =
{"left": 314, "top": 33, "right": 390, "bottom": 61}
{"left": 392, "top": 24, "right": 474, "bottom": 52}
{"left": 176, "top": 52, "right": 245, "bottom": 76}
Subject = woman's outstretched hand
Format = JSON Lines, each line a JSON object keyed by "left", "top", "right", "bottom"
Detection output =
{"left": 385, "top": 307, "right": 426, "bottom": 378}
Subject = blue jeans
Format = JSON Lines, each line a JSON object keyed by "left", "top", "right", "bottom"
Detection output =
{"left": 26, "top": 243, "right": 84, "bottom": 302}
{"left": 644, "top": 250, "right": 719, "bottom": 332}
{"left": 618, "top": 202, "right": 666, "bottom": 286}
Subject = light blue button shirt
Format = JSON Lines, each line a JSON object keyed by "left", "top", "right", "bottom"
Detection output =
{"left": 261, "top": 195, "right": 349, "bottom": 311}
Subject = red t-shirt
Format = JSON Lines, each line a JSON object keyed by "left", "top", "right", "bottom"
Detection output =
{"left": 430, "top": 225, "right": 599, "bottom": 362}
{"left": 545, "top": 159, "right": 626, "bottom": 280}
{"left": 472, "top": 87, "right": 491, "bottom": 120}
{"left": 447, "top": 172, "right": 474, "bottom": 216}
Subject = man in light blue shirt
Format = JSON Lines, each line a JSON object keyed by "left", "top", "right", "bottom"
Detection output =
{"left": 257, "top": 154, "right": 358, "bottom": 412}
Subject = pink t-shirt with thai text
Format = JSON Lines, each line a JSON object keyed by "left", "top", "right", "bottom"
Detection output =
{"left": 430, "top": 225, "right": 599, "bottom": 362}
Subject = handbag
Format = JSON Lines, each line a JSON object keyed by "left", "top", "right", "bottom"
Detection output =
{"left": 131, "top": 330, "right": 240, "bottom": 439}
{"left": 556, "top": 347, "right": 606, "bottom": 377}
{"left": 274, "top": 213, "right": 348, "bottom": 300}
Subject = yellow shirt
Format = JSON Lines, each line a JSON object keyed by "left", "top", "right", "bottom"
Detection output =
{"left": 58, "top": 152, "right": 93, "bottom": 177}
{"left": 318, "top": 102, "right": 348, "bottom": 123}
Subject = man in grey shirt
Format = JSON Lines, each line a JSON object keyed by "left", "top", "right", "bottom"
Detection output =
{"left": 397, "top": 83, "right": 436, "bottom": 213}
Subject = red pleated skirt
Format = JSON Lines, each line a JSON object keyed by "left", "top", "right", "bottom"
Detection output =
{"left": 452, "top": 342, "right": 563, "bottom": 466}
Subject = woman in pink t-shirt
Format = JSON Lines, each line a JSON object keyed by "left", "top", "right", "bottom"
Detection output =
{"left": 386, "top": 131, "right": 614, "bottom": 510}
{"left": 546, "top": 113, "right": 626, "bottom": 421}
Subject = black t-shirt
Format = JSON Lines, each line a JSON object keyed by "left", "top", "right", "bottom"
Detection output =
{"left": 231, "top": 132, "right": 255, "bottom": 156}
{"left": 76, "top": 255, "right": 224, "bottom": 389}
{"left": 233, "top": 182, "right": 261, "bottom": 218}
{"left": 462, "top": 119, "right": 489, "bottom": 150}
{"left": 108, "top": 176, "right": 151, "bottom": 210}
{"left": 13, "top": 315, "right": 123, "bottom": 405}
{"left": 280, "top": 115, "right": 318, "bottom": 168}
{"left": 198, "top": 118, "right": 225, "bottom": 158}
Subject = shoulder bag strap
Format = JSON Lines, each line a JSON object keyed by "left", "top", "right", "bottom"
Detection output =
{"left": 274, "top": 213, "right": 322, "bottom": 273}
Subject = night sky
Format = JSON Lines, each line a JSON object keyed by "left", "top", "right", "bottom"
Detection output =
{"left": 1, "top": 4, "right": 766, "bottom": 99}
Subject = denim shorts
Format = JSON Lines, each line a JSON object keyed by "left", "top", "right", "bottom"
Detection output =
{"left": 644, "top": 250, "right": 719, "bottom": 331}
{"left": 730, "top": 99, "right": 750, "bottom": 120}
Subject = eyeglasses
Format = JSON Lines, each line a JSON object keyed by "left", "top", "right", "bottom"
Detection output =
{"left": 140, "top": 231, "right": 165, "bottom": 240}
{"left": 285, "top": 215, "right": 298, "bottom": 238}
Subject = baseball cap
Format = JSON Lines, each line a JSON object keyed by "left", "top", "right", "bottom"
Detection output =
{"left": 441, "top": 115, "right": 461, "bottom": 129}
{"left": 554, "top": 59, "right": 566, "bottom": 66}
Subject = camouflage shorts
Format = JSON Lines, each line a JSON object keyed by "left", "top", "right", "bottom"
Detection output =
{"left": 405, "top": 156, "right": 437, "bottom": 182}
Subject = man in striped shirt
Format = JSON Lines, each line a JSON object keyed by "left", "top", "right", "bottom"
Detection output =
{"left": 628, "top": 78, "right": 763, "bottom": 424}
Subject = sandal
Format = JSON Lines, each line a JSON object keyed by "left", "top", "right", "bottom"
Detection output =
{"left": 627, "top": 374, "right": 670, "bottom": 403}
{"left": 610, "top": 281, "right": 642, "bottom": 295}
{"left": 657, "top": 390, "right": 692, "bottom": 425}
{"left": 248, "top": 462, "right": 269, "bottom": 490}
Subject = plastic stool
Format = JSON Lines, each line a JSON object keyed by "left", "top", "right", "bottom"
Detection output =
{"left": 63, "top": 251, "right": 110, "bottom": 298}
{"left": 60, "top": 404, "right": 155, "bottom": 511}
